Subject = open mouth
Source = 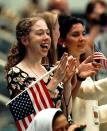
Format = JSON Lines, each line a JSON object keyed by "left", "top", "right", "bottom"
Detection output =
{"left": 40, "top": 44, "right": 48, "bottom": 49}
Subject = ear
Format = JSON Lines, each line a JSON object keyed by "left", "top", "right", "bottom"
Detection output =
{"left": 20, "top": 36, "right": 29, "bottom": 46}
{"left": 58, "top": 38, "right": 66, "bottom": 47}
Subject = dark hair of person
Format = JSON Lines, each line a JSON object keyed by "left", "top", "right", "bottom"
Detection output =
{"left": 85, "top": 2, "right": 95, "bottom": 18}
{"left": 52, "top": 110, "right": 63, "bottom": 129}
{"left": 5, "top": 17, "right": 45, "bottom": 77}
{"left": 85, "top": 1, "right": 107, "bottom": 21}
{"left": 58, "top": 14, "right": 84, "bottom": 39}
{"left": 57, "top": 14, "right": 84, "bottom": 60}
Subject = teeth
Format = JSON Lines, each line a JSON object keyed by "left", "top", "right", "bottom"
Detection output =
{"left": 41, "top": 45, "right": 48, "bottom": 49}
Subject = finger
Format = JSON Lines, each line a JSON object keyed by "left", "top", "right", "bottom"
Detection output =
{"left": 59, "top": 53, "right": 68, "bottom": 71}
{"left": 82, "top": 56, "right": 92, "bottom": 64}
{"left": 87, "top": 71, "right": 97, "bottom": 77}
{"left": 68, "top": 59, "right": 77, "bottom": 71}
{"left": 57, "top": 53, "right": 67, "bottom": 67}
{"left": 55, "top": 61, "right": 60, "bottom": 65}
{"left": 68, "top": 124, "right": 81, "bottom": 131}
{"left": 68, "top": 55, "right": 73, "bottom": 60}
{"left": 92, "top": 62, "right": 101, "bottom": 68}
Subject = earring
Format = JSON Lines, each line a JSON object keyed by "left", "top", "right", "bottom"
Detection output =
{"left": 62, "top": 43, "right": 66, "bottom": 48}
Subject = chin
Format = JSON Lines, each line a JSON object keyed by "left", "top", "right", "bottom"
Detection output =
{"left": 80, "top": 48, "right": 85, "bottom": 52}
{"left": 42, "top": 53, "right": 48, "bottom": 57}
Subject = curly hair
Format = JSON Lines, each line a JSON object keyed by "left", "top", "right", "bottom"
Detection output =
{"left": 5, "top": 17, "right": 44, "bottom": 76}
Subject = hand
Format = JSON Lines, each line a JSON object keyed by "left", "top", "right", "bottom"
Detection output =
{"left": 67, "top": 124, "right": 81, "bottom": 131}
{"left": 63, "top": 55, "right": 77, "bottom": 84}
{"left": 53, "top": 52, "right": 68, "bottom": 84}
{"left": 68, "top": 124, "right": 86, "bottom": 131}
{"left": 78, "top": 56, "right": 101, "bottom": 78}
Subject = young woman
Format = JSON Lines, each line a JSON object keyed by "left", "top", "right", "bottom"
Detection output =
{"left": 5, "top": 16, "right": 77, "bottom": 130}
{"left": 58, "top": 14, "right": 107, "bottom": 131}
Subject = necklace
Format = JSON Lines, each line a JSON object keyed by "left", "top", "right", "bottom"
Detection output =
{"left": 26, "top": 62, "right": 40, "bottom": 78}
{"left": 26, "top": 62, "right": 48, "bottom": 83}
{"left": 24, "top": 58, "right": 49, "bottom": 83}
{"left": 29, "top": 67, "right": 39, "bottom": 78}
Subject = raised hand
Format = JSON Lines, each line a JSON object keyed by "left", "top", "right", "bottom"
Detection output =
{"left": 78, "top": 56, "right": 101, "bottom": 78}
{"left": 63, "top": 55, "right": 77, "bottom": 84}
{"left": 52, "top": 52, "right": 68, "bottom": 84}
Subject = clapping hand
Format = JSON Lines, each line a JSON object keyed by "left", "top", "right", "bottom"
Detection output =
{"left": 63, "top": 55, "right": 77, "bottom": 84}
{"left": 78, "top": 56, "right": 101, "bottom": 79}
{"left": 53, "top": 52, "right": 68, "bottom": 84}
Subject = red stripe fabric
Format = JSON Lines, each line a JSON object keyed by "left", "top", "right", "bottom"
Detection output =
{"left": 40, "top": 80, "right": 54, "bottom": 107}
{"left": 30, "top": 86, "right": 42, "bottom": 111}
{"left": 13, "top": 79, "right": 54, "bottom": 131}
{"left": 16, "top": 121, "right": 22, "bottom": 131}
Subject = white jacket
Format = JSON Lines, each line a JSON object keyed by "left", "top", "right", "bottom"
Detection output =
{"left": 72, "top": 77, "right": 107, "bottom": 131}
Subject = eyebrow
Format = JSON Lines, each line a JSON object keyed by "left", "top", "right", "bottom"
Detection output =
{"left": 32, "top": 28, "right": 49, "bottom": 32}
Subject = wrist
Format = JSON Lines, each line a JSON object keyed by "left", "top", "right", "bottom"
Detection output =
{"left": 76, "top": 73, "right": 86, "bottom": 81}
{"left": 76, "top": 68, "right": 86, "bottom": 81}
{"left": 48, "top": 76, "right": 59, "bottom": 90}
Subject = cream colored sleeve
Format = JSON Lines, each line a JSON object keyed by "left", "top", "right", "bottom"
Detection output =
{"left": 77, "top": 77, "right": 107, "bottom": 100}
{"left": 98, "top": 105, "right": 107, "bottom": 123}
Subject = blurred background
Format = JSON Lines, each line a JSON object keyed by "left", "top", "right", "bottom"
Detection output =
{"left": 0, "top": 0, "right": 107, "bottom": 131}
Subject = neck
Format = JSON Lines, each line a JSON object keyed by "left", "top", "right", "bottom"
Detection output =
{"left": 22, "top": 55, "right": 46, "bottom": 78}
{"left": 68, "top": 50, "right": 80, "bottom": 65}
{"left": 68, "top": 50, "right": 80, "bottom": 59}
{"left": 24, "top": 54, "right": 42, "bottom": 67}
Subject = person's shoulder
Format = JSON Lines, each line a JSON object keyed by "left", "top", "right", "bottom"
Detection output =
{"left": 8, "top": 66, "right": 21, "bottom": 75}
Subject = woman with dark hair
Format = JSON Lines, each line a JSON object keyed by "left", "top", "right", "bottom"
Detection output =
{"left": 58, "top": 14, "right": 107, "bottom": 131}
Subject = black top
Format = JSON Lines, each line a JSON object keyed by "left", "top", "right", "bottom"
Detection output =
{"left": 7, "top": 66, "right": 63, "bottom": 108}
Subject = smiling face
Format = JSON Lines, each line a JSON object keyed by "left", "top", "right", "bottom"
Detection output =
{"left": 23, "top": 19, "right": 51, "bottom": 59}
{"left": 64, "top": 23, "right": 86, "bottom": 58}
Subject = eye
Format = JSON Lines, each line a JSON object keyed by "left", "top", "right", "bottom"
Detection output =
{"left": 71, "top": 32, "right": 79, "bottom": 37}
{"left": 37, "top": 31, "right": 44, "bottom": 35}
{"left": 46, "top": 30, "right": 50, "bottom": 36}
{"left": 83, "top": 31, "right": 86, "bottom": 36}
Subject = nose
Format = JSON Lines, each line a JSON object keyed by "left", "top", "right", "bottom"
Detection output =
{"left": 44, "top": 32, "right": 50, "bottom": 39}
{"left": 43, "top": 33, "right": 51, "bottom": 43}
{"left": 79, "top": 34, "right": 85, "bottom": 41}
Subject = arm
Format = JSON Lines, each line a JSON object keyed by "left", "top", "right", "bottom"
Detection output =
{"left": 72, "top": 56, "right": 101, "bottom": 98}
{"left": 77, "top": 77, "right": 107, "bottom": 100}
{"left": 61, "top": 55, "right": 77, "bottom": 117}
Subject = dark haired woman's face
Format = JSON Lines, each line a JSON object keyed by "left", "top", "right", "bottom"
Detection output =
{"left": 65, "top": 23, "right": 86, "bottom": 56}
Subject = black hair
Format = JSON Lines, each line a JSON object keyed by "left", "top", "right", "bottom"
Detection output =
{"left": 58, "top": 14, "right": 84, "bottom": 39}
{"left": 57, "top": 14, "right": 85, "bottom": 60}
{"left": 52, "top": 110, "right": 63, "bottom": 129}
